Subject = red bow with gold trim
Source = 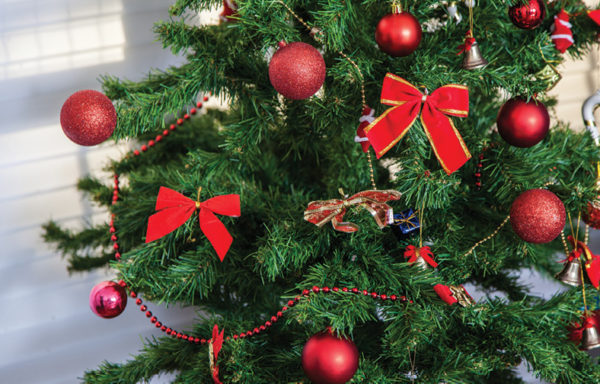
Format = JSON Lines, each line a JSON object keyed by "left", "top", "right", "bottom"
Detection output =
{"left": 364, "top": 73, "right": 471, "bottom": 174}
{"left": 404, "top": 245, "right": 438, "bottom": 268}
{"left": 589, "top": 9, "right": 600, "bottom": 26}
{"left": 145, "top": 187, "right": 240, "bottom": 261}
{"left": 568, "top": 235, "right": 600, "bottom": 288}
{"left": 304, "top": 189, "right": 402, "bottom": 233}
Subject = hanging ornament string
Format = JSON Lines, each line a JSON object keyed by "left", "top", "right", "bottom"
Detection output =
{"left": 462, "top": 216, "right": 510, "bottom": 258}
{"left": 468, "top": 0, "right": 474, "bottom": 36}
{"left": 276, "top": 0, "right": 376, "bottom": 190}
{"left": 568, "top": 211, "right": 589, "bottom": 314}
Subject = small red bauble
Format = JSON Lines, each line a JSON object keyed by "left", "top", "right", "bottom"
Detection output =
{"left": 508, "top": 0, "right": 546, "bottom": 30}
{"left": 497, "top": 98, "right": 549, "bottom": 148}
{"left": 302, "top": 331, "right": 359, "bottom": 384}
{"left": 268, "top": 42, "right": 326, "bottom": 100}
{"left": 89, "top": 281, "right": 128, "bottom": 318}
{"left": 510, "top": 189, "right": 565, "bottom": 244}
{"left": 375, "top": 11, "right": 422, "bottom": 57}
{"left": 583, "top": 201, "right": 600, "bottom": 229}
{"left": 60, "top": 90, "right": 117, "bottom": 146}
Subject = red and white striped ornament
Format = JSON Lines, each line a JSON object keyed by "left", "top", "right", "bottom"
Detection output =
{"left": 220, "top": 0, "right": 237, "bottom": 22}
{"left": 551, "top": 9, "right": 573, "bottom": 53}
{"left": 355, "top": 106, "right": 374, "bottom": 153}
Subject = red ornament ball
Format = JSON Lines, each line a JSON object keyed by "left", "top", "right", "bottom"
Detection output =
{"left": 508, "top": 0, "right": 546, "bottom": 30}
{"left": 375, "top": 11, "right": 422, "bottom": 57}
{"left": 89, "top": 281, "right": 128, "bottom": 319}
{"left": 583, "top": 200, "right": 600, "bottom": 229}
{"left": 497, "top": 98, "right": 549, "bottom": 148}
{"left": 510, "top": 189, "right": 565, "bottom": 244}
{"left": 268, "top": 42, "right": 326, "bottom": 100}
{"left": 60, "top": 90, "right": 116, "bottom": 146}
{"left": 302, "top": 331, "right": 359, "bottom": 384}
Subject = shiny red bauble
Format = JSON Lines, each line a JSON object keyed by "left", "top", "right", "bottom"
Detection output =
{"left": 89, "top": 281, "right": 128, "bottom": 319}
{"left": 508, "top": 0, "right": 546, "bottom": 30}
{"left": 510, "top": 189, "right": 565, "bottom": 244}
{"left": 583, "top": 201, "right": 600, "bottom": 229}
{"left": 375, "top": 11, "right": 422, "bottom": 57}
{"left": 302, "top": 331, "right": 359, "bottom": 384}
{"left": 60, "top": 90, "right": 117, "bottom": 146}
{"left": 268, "top": 42, "right": 326, "bottom": 100}
{"left": 497, "top": 98, "right": 550, "bottom": 148}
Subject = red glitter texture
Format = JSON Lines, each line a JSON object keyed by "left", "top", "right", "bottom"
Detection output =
{"left": 268, "top": 42, "right": 326, "bottom": 100}
{"left": 60, "top": 90, "right": 117, "bottom": 146}
{"left": 510, "top": 189, "right": 566, "bottom": 244}
{"left": 583, "top": 201, "right": 600, "bottom": 229}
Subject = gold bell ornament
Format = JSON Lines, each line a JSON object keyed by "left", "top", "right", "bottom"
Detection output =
{"left": 404, "top": 245, "right": 438, "bottom": 270}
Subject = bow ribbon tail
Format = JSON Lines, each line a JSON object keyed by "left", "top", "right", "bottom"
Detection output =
{"left": 457, "top": 33, "right": 476, "bottom": 55}
{"left": 210, "top": 325, "right": 225, "bottom": 384}
{"left": 146, "top": 187, "right": 196, "bottom": 243}
{"left": 576, "top": 240, "right": 600, "bottom": 289}
{"left": 421, "top": 87, "right": 471, "bottom": 175}
{"left": 418, "top": 246, "right": 439, "bottom": 268}
{"left": 199, "top": 209, "right": 234, "bottom": 262}
{"left": 404, "top": 245, "right": 419, "bottom": 263}
{"left": 589, "top": 10, "right": 600, "bottom": 26}
{"left": 364, "top": 74, "right": 422, "bottom": 159}
{"left": 361, "top": 201, "right": 395, "bottom": 229}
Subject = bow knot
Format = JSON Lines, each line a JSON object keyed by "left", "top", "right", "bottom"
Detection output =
{"left": 304, "top": 190, "right": 402, "bottom": 233}
{"left": 404, "top": 245, "right": 438, "bottom": 268}
{"left": 145, "top": 186, "right": 241, "bottom": 261}
{"left": 363, "top": 73, "right": 471, "bottom": 174}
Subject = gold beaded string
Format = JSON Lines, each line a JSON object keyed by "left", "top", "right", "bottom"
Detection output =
{"left": 568, "top": 211, "right": 589, "bottom": 314}
{"left": 276, "top": 0, "right": 376, "bottom": 189}
{"left": 560, "top": 230, "right": 570, "bottom": 256}
{"left": 462, "top": 215, "right": 510, "bottom": 258}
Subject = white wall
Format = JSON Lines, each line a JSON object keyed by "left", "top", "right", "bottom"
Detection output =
{"left": 0, "top": 1, "right": 212, "bottom": 383}
{"left": 0, "top": 1, "right": 598, "bottom": 383}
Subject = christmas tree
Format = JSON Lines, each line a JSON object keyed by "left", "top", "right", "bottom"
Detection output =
{"left": 43, "top": 0, "right": 600, "bottom": 382}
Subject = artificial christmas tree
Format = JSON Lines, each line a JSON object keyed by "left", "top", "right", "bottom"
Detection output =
{"left": 42, "top": 0, "right": 600, "bottom": 382}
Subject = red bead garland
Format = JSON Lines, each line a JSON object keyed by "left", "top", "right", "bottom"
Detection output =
{"left": 108, "top": 94, "right": 412, "bottom": 346}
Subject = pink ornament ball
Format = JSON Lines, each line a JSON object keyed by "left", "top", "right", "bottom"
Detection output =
{"left": 60, "top": 90, "right": 117, "bottom": 146}
{"left": 89, "top": 281, "right": 127, "bottom": 319}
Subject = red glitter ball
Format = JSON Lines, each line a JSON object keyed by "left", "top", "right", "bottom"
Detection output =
{"left": 583, "top": 201, "right": 600, "bottom": 229}
{"left": 268, "top": 42, "right": 326, "bottom": 100}
{"left": 510, "top": 189, "right": 565, "bottom": 244}
{"left": 60, "top": 90, "right": 117, "bottom": 146}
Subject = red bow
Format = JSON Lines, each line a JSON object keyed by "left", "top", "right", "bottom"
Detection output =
{"left": 568, "top": 236, "right": 600, "bottom": 288}
{"left": 589, "top": 10, "right": 600, "bottom": 26}
{"left": 457, "top": 30, "right": 476, "bottom": 55}
{"left": 304, "top": 189, "right": 402, "bottom": 233}
{"left": 363, "top": 73, "right": 471, "bottom": 174}
{"left": 145, "top": 187, "right": 240, "bottom": 261}
{"left": 209, "top": 324, "right": 225, "bottom": 384}
{"left": 404, "top": 245, "right": 438, "bottom": 268}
